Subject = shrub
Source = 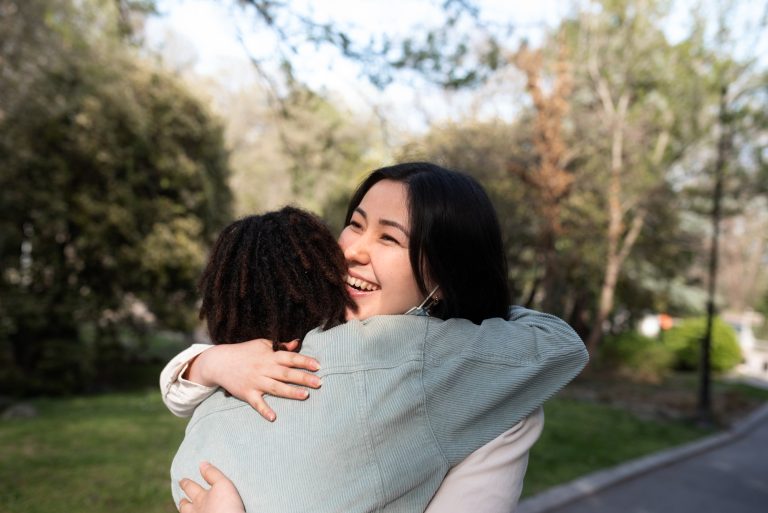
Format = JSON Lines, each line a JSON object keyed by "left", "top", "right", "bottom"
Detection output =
{"left": 663, "top": 317, "right": 742, "bottom": 372}
{"left": 599, "top": 331, "right": 675, "bottom": 383}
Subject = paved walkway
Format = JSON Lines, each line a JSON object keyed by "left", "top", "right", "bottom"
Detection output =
{"left": 519, "top": 380, "right": 768, "bottom": 513}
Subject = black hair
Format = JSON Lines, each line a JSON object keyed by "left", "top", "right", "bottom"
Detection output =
{"left": 199, "top": 206, "right": 355, "bottom": 348}
{"left": 345, "top": 162, "right": 509, "bottom": 323}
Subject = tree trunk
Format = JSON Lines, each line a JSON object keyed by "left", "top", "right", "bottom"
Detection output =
{"left": 512, "top": 37, "right": 573, "bottom": 315}
{"left": 586, "top": 255, "right": 620, "bottom": 355}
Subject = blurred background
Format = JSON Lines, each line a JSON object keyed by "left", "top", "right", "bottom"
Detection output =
{"left": 0, "top": 1, "right": 767, "bottom": 512}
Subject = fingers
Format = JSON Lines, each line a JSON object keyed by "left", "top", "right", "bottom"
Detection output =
{"left": 276, "top": 367, "right": 322, "bottom": 388}
{"left": 266, "top": 380, "right": 313, "bottom": 400}
{"left": 278, "top": 339, "right": 301, "bottom": 352}
{"left": 199, "top": 461, "right": 228, "bottom": 485}
{"left": 274, "top": 351, "right": 320, "bottom": 372}
{"left": 179, "top": 497, "right": 193, "bottom": 513}
{"left": 180, "top": 477, "right": 205, "bottom": 502}
{"left": 246, "top": 376, "right": 320, "bottom": 421}
{"left": 247, "top": 393, "right": 277, "bottom": 422}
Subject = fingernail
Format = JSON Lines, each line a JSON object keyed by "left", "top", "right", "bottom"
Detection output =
{"left": 200, "top": 461, "right": 211, "bottom": 470}
{"left": 268, "top": 413, "right": 276, "bottom": 422}
{"left": 301, "top": 389, "right": 310, "bottom": 398}
{"left": 179, "top": 479, "right": 188, "bottom": 487}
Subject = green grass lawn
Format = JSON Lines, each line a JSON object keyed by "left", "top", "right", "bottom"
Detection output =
{"left": 522, "top": 397, "right": 712, "bottom": 497}
{"left": 0, "top": 390, "right": 187, "bottom": 513}
{"left": 0, "top": 381, "right": 764, "bottom": 512}
{"left": 522, "top": 376, "right": 768, "bottom": 497}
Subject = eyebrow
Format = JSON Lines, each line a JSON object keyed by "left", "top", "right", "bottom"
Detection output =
{"left": 354, "top": 207, "right": 410, "bottom": 237}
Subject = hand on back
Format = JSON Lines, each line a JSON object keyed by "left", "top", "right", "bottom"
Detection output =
{"left": 186, "top": 338, "right": 321, "bottom": 421}
{"left": 179, "top": 462, "right": 244, "bottom": 513}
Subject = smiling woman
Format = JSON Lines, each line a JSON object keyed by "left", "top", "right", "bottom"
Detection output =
{"left": 342, "top": 162, "right": 510, "bottom": 324}
{"left": 340, "top": 179, "right": 424, "bottom": 320}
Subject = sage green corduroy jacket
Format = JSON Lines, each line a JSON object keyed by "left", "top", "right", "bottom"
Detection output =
{"left": 171, "top": 307, "right": 588, "bottom": 513}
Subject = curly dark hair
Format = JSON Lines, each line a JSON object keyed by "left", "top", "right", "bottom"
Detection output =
{"left": 198, "top": 206, "right": 354, "bottom": 348}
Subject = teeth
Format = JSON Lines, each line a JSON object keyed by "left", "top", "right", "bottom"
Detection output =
{"left": 346, "top": 275, "right": 379, "bottom": 291}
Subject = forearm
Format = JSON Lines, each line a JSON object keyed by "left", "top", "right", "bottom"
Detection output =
{"left": 161, "top": 337, "right": 321, "bottom": 421}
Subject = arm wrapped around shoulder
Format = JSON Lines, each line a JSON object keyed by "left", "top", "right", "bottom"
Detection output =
{"left": 423, "top": 307, "right": 588, "bottom": 466}
{"left": 159, "top": 343, "right": 218, "bottom": 417}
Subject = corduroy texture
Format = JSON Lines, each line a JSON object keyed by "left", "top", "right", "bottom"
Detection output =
{"left": 171, "top": 308, "right": 588, "bottom": 513}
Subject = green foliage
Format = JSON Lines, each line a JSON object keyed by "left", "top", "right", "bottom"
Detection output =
{"left": 754, "top": 293, "right": 768, "bottom": 340}
{"left": 598, "top": 331, "right": 675, "bottom": 383}
{"left": 664, "top": 317, "right": 742, "bottom": 372}
{"left": 230, "top": 86, "right": 378, "bottom": 217}
{"left": 0, "top": 0, "right": 232, "bottom": 395}
{"left": 235, "top": 0, "right": 495, "bottom": 90}
{"left": 399, "top": 121, "right": 541, "bottom": 302}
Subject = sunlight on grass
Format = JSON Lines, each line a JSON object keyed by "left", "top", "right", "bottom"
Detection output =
{"left": 1, "top": 384, "right": 761, "bottom": 510}
{"left": 0, "top": 391, "right": 187, "bottom": 513}
{"left": 522, "top": 397, "right": 713, "bottom": 497}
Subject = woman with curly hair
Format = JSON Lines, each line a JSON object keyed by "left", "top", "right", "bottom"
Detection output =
{"left": 196, "top": 206, "right": 354, "bottom": 349}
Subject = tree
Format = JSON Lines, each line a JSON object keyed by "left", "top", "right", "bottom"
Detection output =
{"left": 219, "top": 84, "right": 382, "bottom": 217}
{"left": 560, "top": 0, "right": 704, "bottom": 354}
{"left": 227, "top": 0, "right": 501, "bottom": 92}
{"left": 511, "top": 33, "right": 575, "bottom": 315}
{"left": 0, "top": 0, "right": 232, "bottom": 394}
{"left": 399, "top": 121, "right": 541, "bottom": 303}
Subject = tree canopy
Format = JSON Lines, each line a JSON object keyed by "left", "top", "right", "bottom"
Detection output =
{"left": 0, "top": 0, "right": 232, "bottom": 393}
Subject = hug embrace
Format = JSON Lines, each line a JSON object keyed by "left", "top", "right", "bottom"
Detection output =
{"left": 159, "top": 162, "right": 588, "bottom": 513}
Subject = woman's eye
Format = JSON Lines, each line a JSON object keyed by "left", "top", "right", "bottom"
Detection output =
{"left": 381, "top": 234, "right": 400, "bottom": 244}
{"left": 349, "top": 220, "right": 362, "bottom": 229}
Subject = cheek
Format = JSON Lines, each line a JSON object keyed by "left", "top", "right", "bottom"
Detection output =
{"left": 337, "top": 230, "right": 350, "bottom": 251}
{"left": 337, "top": 230, "right": 357, "bottom": 259}
{"left": 392, "top": 258, "right": 420, "bottom": 299}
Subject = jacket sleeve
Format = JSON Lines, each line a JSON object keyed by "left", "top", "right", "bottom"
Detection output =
{"left": 425, "top": 407, "right": 544, "bottom": 513}
{"left": 423, "top": 307, "right": 588, "bottom": 466}
{"left": 159, "top": 343, "right": 218, "bottom": 417}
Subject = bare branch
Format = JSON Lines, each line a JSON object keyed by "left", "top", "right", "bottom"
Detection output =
{"left": 617, "top": 207, "right": 647, "bottom": 266}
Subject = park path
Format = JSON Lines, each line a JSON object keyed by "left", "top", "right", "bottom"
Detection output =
{"left": 519, "top": 377, "right": 768, "bottom": 513}
{"left": 542, "top": 413, "right": 768, "bottom": 513}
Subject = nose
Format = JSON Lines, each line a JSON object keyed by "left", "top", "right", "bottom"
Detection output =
{"left": 342, "top": 232, "right": 370, "bottom": 265}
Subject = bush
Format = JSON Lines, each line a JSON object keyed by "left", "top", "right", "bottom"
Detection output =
{"left": 663, "top": 317, "right": 742, "bottom": 372}
{"left": 598, "top": 331, "right": 675, "bottom": 383}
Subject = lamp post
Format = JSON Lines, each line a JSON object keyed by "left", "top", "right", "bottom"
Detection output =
{"left": 699, "top": 84, "right": 730, "bottom": 426}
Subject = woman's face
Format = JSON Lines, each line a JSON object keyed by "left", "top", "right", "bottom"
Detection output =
{"left": 338, "top": 180, "right": 425, "bottom": 320}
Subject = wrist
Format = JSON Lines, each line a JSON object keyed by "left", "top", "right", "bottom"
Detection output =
{"left": 185, "top": 346, "right": 220, "bottom": 387}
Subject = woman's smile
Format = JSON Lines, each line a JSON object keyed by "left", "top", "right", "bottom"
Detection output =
{"left": 338, "top": 180, "right": 425, "bottom": 320}
{"left": 345, "top": 273, "right": 380, "bottom": 292}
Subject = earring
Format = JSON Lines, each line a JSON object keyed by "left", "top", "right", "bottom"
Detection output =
{"left": 404, "top": 285, "right": 440, "bottom": 316}
{"left": 422, "top": 286, "right": 441, "bottom": 313}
